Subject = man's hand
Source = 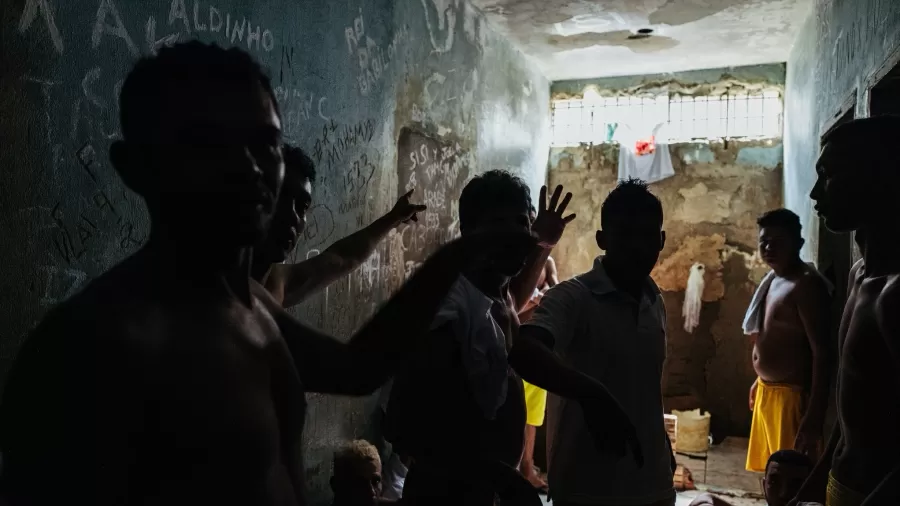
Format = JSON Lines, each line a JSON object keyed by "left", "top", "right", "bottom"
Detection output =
{"left": 794, "top": 426, "right": 822, "bottom": 460}
{"left": 579, "top": 395, "right": 644, "bottom": 467}
{"left": 389, "top": 189, "right": 427, "bottom": 224}
{"left": 532, "top": 185, "right": 576, "bottom": 248}
{"left": 749, "top": 379, "right": 758, "bottom": 411}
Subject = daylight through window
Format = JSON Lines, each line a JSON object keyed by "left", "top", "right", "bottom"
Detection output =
{"left": 550, "top": 91, "right": 783, "bottom": 147}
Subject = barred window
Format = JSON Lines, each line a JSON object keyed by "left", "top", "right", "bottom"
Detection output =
{"left": 550, "top": 90, "right": 782, "bottom": 146}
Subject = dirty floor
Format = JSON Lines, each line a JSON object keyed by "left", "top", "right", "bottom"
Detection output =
{"left": 541, "top": 437, "right": 765, "bottom": 506}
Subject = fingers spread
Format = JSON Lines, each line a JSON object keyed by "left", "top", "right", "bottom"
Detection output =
{"left": 557, "top": 192, "right": 573, "bottom": 214}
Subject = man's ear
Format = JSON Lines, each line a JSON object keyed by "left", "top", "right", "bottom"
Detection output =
{"left": 110, "top": 140, "right": 150, "bottom": 197}
{"left": 596, "top": 230, "right": 606, "bottom": 251}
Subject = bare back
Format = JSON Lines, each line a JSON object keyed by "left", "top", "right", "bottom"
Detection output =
{"left": 0, "top": 251, "right": 306, "bottom": 506}
{"left": 831, "top": 271, "right": 900, "bottom": 494}
{"left": 754, "top": 268, "right": 826, "bottom": 385}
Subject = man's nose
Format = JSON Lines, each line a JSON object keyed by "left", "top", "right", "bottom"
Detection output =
{"left": 810, "top": 179, "right": 822, "bottom": 200}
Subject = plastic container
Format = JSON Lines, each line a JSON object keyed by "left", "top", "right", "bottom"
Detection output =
{"left": 672, "top": 409, "right": 711, "bottom": 453}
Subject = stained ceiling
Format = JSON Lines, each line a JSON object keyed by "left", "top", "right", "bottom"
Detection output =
{"left": 469, "top": 0, "right": 812, "bottom": 81}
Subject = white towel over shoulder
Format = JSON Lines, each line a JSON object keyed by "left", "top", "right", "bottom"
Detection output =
{"left": 742, "top": 263, "right": 834, "bottom": 335}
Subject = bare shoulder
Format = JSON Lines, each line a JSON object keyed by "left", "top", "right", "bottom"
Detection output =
{"left": 875, "top": 275, "right": 900, "bottom": 327}
{"left": 795, "top": 266, "right": 832, "bottom": 298}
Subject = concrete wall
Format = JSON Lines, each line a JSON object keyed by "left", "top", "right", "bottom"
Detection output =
{"left": 784, "top": 0, "right": 900, "bottom": 262}
{"left": 549, "top": 65, "right": 784, "bottom": 436}
{"left": 0, "top": 0, "right": 549, "bottom": 500}
{"left": 549, "top": 141, "right": 781, "bottom": 437}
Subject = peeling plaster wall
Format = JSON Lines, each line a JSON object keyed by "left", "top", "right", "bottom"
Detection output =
{"left": 784, "top": 0, "right": 900, "bottom": 263}
{"left": 549, "top": 138, "right": 782, "bottom": 437}
{"left": 552, "top": 64, "right": 786, "bottom": 98}
{"left": 0, "top": 0, "right": 549, "bottom": 501}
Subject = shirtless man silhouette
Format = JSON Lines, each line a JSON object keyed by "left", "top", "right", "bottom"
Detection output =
{"left": 0, "top": 42, "right": 528, "bottom": 506}
{"left": 251, "top": 145, "right": 425, "bottom": 307}
{"left": 746, "top": 209, "right": 831, "bottom": 472}
{"left": 791, "top": 116, "right": 900, "bottom": 506}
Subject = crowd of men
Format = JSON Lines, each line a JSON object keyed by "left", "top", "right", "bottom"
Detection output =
{"left": 0, "top": 40, "right": 898, "bottom": 506}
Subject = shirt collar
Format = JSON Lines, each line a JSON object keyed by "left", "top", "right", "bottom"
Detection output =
{"left": 458, "top": 275, "right": 498, "bottom": 316}
{"left": 581, "top": 256, "right": 660, "bottom": 302}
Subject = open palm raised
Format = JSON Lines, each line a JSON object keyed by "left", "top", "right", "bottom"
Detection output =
{"left": 533, "top": 185, "right": 576, "bottom": 248}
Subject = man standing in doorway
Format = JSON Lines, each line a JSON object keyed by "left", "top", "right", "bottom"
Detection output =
{"left": 791, "top": 116, "right": 900, "bottom": 506}
{"left": 743, "top": 209, "right": 832, "bottom": 472}
{"left": 520, "top": 178, "right": 675, "bottom": 506}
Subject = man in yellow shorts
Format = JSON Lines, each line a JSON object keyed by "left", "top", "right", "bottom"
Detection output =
{"left": 742, "top": 209, "right": 832, "bottom": 473}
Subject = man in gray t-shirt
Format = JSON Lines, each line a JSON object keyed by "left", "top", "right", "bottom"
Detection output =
{"left": 521, "top": 178, "right": 676, "bottom": 506}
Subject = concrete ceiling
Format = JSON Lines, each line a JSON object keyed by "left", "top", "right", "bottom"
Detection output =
{"left": 469, "top": 0, "right": 812, "bottom": 81}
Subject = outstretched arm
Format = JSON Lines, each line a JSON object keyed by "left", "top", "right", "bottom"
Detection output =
{"left": 268, "top": 190, "right": 425, "bottom": 307}
{"left": 509, "top": 282, "right": 643, "bottom": 465}
{"left": 264, "top": 231, "right": 535, "bottom": 396}
{"left": 546, "top": 256, "right": 559, "bottom": 287}
{"left": 794, "top": 274, "right": 832, "bottom": 456}
{"left": 510, "top": 185, "right": 574, "bottom": 311}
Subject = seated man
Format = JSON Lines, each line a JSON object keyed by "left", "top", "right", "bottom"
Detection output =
{"left": 331, "top": 440, "right": 387, "bottom": 506}
{"left": 385, "top": 173, "right": 641, "bottom": 506}
{"left": 690, "top": 450, "right": 813, "bottom": 506}
{"left": 0, "top": 42, "right": 523, "bottom": 506}
{"left": 252, "top": 145, "right": 425, "bottom": 306}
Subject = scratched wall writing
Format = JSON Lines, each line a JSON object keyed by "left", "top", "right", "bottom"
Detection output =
{"left": 337, "top": 153, "right": 378, "bottom": 214}
{"left": 345, "top": 8, "right": 409, "bottom": 96}
{"left": 274, "top": 83, "right": 330, "bottom": 135}
{"left": 311, "top": 118, "right": 376, "bottom": 173}
{"left": 18, "top": 0, "right": 276, "bottom": 57}
{"left": 396, "top": 127, "right": 469, "bottom": 267}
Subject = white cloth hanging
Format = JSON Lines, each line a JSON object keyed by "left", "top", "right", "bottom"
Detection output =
{"left": 682, "top": 263, "right": 705, "bottom": 333}
{"left": 614, "top": 121, "right": 675, "bottom": 184}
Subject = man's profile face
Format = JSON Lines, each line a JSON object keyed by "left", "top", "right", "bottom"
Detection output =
{"left": 155, "top": 79, "right": 284, "bottom": 248}
{"left": 758, "top": 226, "right": 796, "bottom": 271}
{"left": 811, "top": 142, "right": 865, "bottom": 233}
{"left": 266, "top": 174, "right": 312, "bottom": 262}
{"left": 332, "top": 459, "right": 382, "bottom": 506}
{"left": 469, "top": 206, "right": 532, "bottom": 277}
{"left": 763, "top": 461, "right": 809, "bottom": 506}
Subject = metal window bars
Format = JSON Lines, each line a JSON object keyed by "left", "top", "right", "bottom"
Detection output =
{"left": 550, "top": 91, "right": 782, "bottom": 147}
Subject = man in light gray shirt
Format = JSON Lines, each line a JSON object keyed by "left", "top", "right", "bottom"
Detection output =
{"left": 521, "top": 178, "right": 675, "bottom": 506}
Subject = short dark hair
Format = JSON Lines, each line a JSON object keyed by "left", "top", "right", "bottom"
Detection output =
{"left": 766, "top": 450, "right": 812, "bottom": 474}
{"left": 757, "top": 208, "right": 802, "bottom": 243}
{"left": 119, "top": 41, "right": 278, "bottom": 143}
{"left": 459, "top": 170, "right": 532, "bottom": 231}
{"left": 822, "top": 116, "right": 900, "bottom": 173}
{"left": 601, "top": 178, "right": 663, "bottom": 229}
{"left": 823, "top": 115, "right": 900, "bottom": 149}
{"left": 284, "top": 144, "right": 316, "bottom": 182}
